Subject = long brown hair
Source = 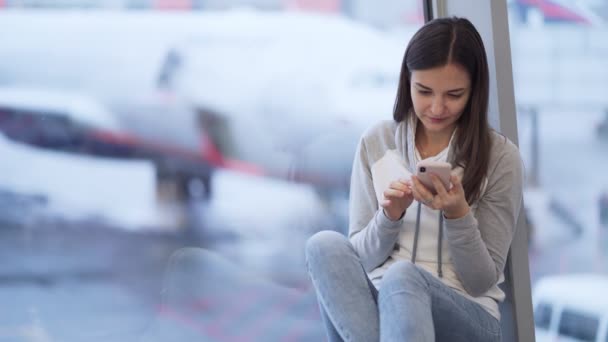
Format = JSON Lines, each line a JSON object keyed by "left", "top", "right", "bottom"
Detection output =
{"left": 393, "top": 17, "right": 491, "bottom": 204}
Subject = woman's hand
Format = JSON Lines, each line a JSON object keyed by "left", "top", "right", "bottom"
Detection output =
{"left": 411, "top": 174, "right": 470, "bottom": 219}
{"left": 381, "top": 179, "right": 414, "bottom": 221}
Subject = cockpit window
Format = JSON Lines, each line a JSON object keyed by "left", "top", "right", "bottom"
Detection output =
{"left": 558, "top": 309, "right": 599, "bottom": 342}
{"left": 534, "top": 301, "right": 552, "bottom": 330}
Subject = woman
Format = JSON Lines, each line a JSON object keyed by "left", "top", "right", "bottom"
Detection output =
{"left": 305, "top": 17, "right": 523, "bottom": 341}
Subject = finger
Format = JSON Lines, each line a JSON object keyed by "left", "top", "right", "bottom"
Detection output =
{"left": 451, "top": 174, "right": 462, "bottom": 188}
{"left": 410, "top": 189, "right": 422, "bottom": 203}
{"left": 396, "top": 179, "right": 412, "bottom": 193}
{"left": 450, "top": 174, "right": 463, "bottom": 193}
{"left": 413, "top": 176, "right": 438, "bottom": 206}
{"left": 397, "top": 181, "right": 412, "bottom": 194}
{"left": 410, "top": 180, "right": 429, "bottom": 204}
{"left": 412, "top": 176, "right": 433, "bottom": 200}
{"left": 389, "top": 180, "right": 410, "bottom": 193}
{"left": 430, "top": 174, "right": 449, "bottom": 198}
{"left": 384, "top": 189, "right": 405, "bottom": 199}
{"left": 402, "top": 179, "right": 413, "bottom": 193}
{"left": 398, "top": 178, "right": 411, "bottom": 187}
{"left": 380, "top": 199, "right": 391, "bottom": 208}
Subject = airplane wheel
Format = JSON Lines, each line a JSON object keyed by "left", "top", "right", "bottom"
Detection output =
{"left": 185, "top": 176, "right": 212, "bottom": 201}
{"left": 600, "top": 193, "right": 608, "bottom": 227}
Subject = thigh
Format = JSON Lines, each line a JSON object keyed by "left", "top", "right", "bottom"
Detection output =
{"left": 318, "top": 276, "right": 378, "bottom": 342}
{"left": 306, "top": 231, "right": 378, "bottom": 302}
{"left": 422, "top": 275, "right": 501, "bottom": 342}
{"left": 306, "top": 231, "right": 380, "bottom": 342}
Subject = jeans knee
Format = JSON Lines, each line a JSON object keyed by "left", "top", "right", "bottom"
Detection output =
{"left": 305, "top": 230, "right": 351, "bottom": 265}
{"left": 381, "top": 261, "right": 427, "bottom": 294}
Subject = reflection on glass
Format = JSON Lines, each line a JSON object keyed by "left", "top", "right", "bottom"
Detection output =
{"left": 0, "top": 1, "right": 424, "bottom": 340}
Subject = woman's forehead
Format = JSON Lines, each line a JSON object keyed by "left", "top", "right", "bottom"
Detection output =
{"left": 411, "top": 63, "right": 471, "bottom": 89}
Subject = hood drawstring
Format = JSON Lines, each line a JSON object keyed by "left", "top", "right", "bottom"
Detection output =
{"left": 410, "top": 201, "right": 444, "bottom": 278}
{"left": 437, "top": 213, "right": 444, "bottom": 278}
{"left": 411, "top": 202, "right": 422, "bottom": 263}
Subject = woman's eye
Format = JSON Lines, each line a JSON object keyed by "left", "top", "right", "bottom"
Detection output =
{"left": 448, "top": 93, "right": 463, "bottom": 99}
{"left": 418, "top": 90, "right": 432, "bottom": 96}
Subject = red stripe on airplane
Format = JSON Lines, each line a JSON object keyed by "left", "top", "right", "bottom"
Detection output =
{"left": 153, "top": 0, "right": 193, "bottom": 10}
{"left": 539, "top": 2, "right": 590, "bottom": 23}
{"left": 88, "top": 129, "right": 202, "bottom": 161}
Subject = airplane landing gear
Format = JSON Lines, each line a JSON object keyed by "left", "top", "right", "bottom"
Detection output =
{"left": 600, "top": 191, "right": 608, "bottom": 227}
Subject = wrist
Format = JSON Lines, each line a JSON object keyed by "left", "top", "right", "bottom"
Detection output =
{"left": 444, "top": 205, "right": 469, "bottom": 220}
{"left": 383, "top": 208, "right": 406, "bottom": 221}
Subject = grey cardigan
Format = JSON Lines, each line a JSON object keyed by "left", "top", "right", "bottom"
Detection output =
{"left": 348, "top": 119, "right": 524, "bottom": 319}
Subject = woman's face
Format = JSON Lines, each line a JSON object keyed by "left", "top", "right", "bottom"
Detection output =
{"left": 410, "top": 63, "right": 471, "bottom": 137}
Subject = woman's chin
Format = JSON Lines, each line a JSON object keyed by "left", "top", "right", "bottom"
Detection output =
{"left": 421, "top": 121, "right": 455, "bottom": 134}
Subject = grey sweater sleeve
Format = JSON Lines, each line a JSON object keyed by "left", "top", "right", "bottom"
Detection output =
{"left": 348, "top": 137, "right": 402, "bottom": 272}
{"left": 444, "top": 139, "right": 524, "bottom": 297}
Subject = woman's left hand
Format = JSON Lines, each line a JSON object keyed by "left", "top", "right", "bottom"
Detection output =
{"left": 411, "top": 174, "right": 470, "bottom": 219}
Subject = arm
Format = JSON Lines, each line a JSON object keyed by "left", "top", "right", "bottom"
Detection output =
{"left": 348, "top": 137, "right": 402, "bottom": 272}
{"left": 444, "top": 144, "right": 524, "bottom": 297}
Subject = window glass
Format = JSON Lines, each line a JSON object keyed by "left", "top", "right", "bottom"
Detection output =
{"left": 507, "top": 0, "right": 608, "bottom": 337}
{"left": 0, "top": 1, "right": 425, "bottom": 340}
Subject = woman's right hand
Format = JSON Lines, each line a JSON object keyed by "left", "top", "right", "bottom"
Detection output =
{"left": 381, "top": 179, "right": 414, "bottom": 221}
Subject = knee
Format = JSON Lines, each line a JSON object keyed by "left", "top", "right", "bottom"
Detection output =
{"left": 168, "top": 247, "right": 226, "bottom": 272}
{"left": 164, "top": 247, "right": 228, "bottom": 306}
{"left": 305, "top": 230, "right": 351, "bottom": 265}
{"left": 166, "top": 247, "right": 210, "bottom": 277}
{"left": 381, "top": 261, "right": 427, "bottom": 294}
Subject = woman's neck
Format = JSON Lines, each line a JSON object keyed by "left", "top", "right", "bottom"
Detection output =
{"left": 415, "top": 123, "right": 454, "bottom": 159}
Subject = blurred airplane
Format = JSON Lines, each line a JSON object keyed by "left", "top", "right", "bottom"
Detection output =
{"left": 510, "top": 0, "right": 605, "bottom": 26}
{"left": 0, "top": 9, "right": 411, "bottom": 200}
{"left": 0, "top": 87, "right": 214, "bottom": 201}
{"left": 157, "top": 10, "right": 410, "bottom": 197}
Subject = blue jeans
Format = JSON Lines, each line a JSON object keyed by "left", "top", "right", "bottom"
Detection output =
{"left": 305, "top": 231, "right": 501, "bottom": 342}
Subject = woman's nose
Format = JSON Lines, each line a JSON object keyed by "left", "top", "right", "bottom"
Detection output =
{"left": 431, "top": 97, "right": 445, "bottom": 115}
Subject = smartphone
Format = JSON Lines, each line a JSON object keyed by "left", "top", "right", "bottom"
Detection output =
{"left": 416, "top": 160, "right": 452, "bottom": 194}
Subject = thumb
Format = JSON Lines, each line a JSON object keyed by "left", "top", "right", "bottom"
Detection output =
{"left": 451, "top": 174, "right": 462, "bottom": 188}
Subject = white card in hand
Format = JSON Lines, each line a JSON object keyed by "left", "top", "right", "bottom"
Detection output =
{"left": 370, "top": 150, "right": 412, "bottom": 205}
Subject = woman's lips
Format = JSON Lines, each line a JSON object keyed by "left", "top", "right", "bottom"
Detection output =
{"left": 429, "top": 117, "right": 445, "bottom": 123}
